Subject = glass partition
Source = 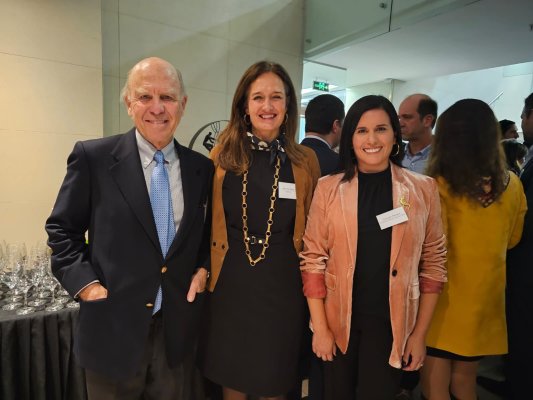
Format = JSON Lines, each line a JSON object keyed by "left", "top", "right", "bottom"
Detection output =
{"left": 304, "top": 0, "right": 480, "bottom": 58}
{"left": 304, "top": 0, "right": 391, "bottom": 57}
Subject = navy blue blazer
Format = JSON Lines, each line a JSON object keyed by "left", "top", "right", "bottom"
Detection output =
{"left": 508, "top": 156, "right": 533, "bottom": 281}
{"left": 301, "top": 137, "right": 339, "bottom": 176}
{"left": 45, "top": 128, "right": 213, "bottom": 379}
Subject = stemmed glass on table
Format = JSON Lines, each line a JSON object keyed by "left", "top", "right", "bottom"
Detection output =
{"left": 16, "top": 272, "right": 35, "bottom": 315}
{"left": 1, "top": 242, "right": 78, "bottom": 312}
{"left": 26, "top": 246, "right": 50, "bottom": 309}
{"left": 44, "top": 273, "right": 66, "bottom": 312}
{"left": 1, "top": 244, "right": 24, "bottom": 311}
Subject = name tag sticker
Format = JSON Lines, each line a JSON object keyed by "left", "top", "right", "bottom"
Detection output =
{"left": 376, "top": 207, "right": 408, "bottom": 230}
{"left": 278, "top": 182, "right": 296, "bottom": 199}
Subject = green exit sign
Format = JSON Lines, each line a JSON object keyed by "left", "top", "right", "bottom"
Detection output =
{"left": 313, "top": 80, "right": 329, "bottom": 92}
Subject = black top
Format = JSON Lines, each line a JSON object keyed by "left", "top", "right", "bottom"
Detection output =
{"left": 352, "top": 166, "right": 393, "bottom": 319}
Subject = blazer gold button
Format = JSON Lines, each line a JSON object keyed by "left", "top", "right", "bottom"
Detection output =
{"left": 161, "top": 266, "right": 168, "bottom": 273}
{"left": 146, "top": 303, "right": 154, "bottom": 308}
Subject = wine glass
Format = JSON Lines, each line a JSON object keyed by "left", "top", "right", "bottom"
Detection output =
{"left": 44, "top": 276, "right": 64, "bottom": 312}
{"left": 66, "top": 300, "right": 80, "bottom": 309}
{"left": 1, "top": 253, "right": 23, "bottom": 311}
{"left": 16, "top": 274, "right": 35, "bottom": 315}
{"left": 27, "top": 267, "right": 47, "bottom": 307}
{"left": 0, "top": 244, "right": 6, "bottom": 297}
{"left": 37, "top": 259, "right": 52, "bottom": 299}
{"left": 26, "top": 248, "right": 48, "bottom": 308}
{"left": 8, "top": 244, "right": 25, "bottom": 300}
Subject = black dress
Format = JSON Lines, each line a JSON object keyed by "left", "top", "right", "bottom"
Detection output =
{"left": 202, "top": 150, "right": 305, "bottom": 397}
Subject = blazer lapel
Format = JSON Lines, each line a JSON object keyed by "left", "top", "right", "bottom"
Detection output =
{"left": 521, "top": 156, "right": 533, "bottom": 191}
{"left": 340, "top": 177, "right": 358, "bottom": 265}
{"left": 109, "top": 129, "right": 161, "bottom": 254}
{"left": 166, "top": 142, "right": 201, "bottom": 260}
{"left": 390, "top": 165, "right": 410, "bottom": 268}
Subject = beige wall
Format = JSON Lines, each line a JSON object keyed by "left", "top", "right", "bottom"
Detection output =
{"left": 1, "top": 0, "right": 304, "bottom": 245}
{"left": 102, "top": 0, "right": 305, "bottom": 154}
{"left": 0, "top": 0, "right": 103, "bottom": 244}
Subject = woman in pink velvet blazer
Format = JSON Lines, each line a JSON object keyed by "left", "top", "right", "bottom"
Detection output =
{"left": 300, "top": 95, "right": 447, "bottom": 399}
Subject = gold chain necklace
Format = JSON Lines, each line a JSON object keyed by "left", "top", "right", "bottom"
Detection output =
{"left": 241, "top": 156, "right": 281, "bottom": 266}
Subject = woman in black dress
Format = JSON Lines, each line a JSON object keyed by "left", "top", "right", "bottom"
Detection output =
{"left": 202, "top": 61, "right": 320, "bottom": 400}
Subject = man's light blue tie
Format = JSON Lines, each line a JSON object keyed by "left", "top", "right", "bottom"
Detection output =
{"left": 150, "top": 150, "right": 175, "bottom": 314}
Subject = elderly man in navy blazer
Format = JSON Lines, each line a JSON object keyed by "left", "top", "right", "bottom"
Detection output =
{"left": 46, "top": 57, "right": 213, "bottom": 400}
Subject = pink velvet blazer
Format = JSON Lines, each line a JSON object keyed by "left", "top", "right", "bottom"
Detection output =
{"left": 300, "top": 163, "right": 447, "bottom": 368}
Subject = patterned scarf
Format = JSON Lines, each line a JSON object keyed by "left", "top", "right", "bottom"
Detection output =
{"left": 246, "top": 131, "right": 287, "bottom": 165}
{"left": 469, "top": 172, "right": 510, "bottom": 207}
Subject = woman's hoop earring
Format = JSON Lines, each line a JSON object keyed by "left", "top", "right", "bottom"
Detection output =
{"left": 391, "top": 143, "right": 400, "bottom": 156}
{"left": 243, "top": 114, "right": 251, "bottom": 125}
{"left": 283, "top": 114, "right": 288, "bottom": 124}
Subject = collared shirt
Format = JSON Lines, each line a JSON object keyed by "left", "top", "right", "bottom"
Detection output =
{"left": 75, "top": 131, "right": 185, "bottom": 298}
{"left": 305, "top": 135, "right": 332, "bottom": 149}
{"left": 136, "top": 130, "right": 184, "bottom": 233}
{"left": 401, "top": 143, "right": 431, "bottom": 175}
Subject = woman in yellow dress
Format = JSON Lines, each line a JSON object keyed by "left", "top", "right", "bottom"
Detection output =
{"left": 420, "top": 99, "right": 527, "bottom": 400}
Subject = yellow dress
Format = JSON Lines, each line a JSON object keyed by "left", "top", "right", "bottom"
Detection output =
{"left": 426, "top": 174, "right": 527, "bottom": 356}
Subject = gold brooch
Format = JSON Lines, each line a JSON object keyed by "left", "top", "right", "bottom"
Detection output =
{"left": 399, "top": 196, "right": 410, "bottom": 210}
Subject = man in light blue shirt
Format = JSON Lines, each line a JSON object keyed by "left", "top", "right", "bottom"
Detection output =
{"left": 46, "top": 57, "right": 213, "bottom": 400}
{"left": 398, "top": 94, "right": 437, "bottom": 175}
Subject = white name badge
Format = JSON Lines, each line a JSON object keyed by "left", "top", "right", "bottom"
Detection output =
{"left": 376, "top": 207, "right": 408, "bottom": 230}
{"left": 278, "top": 182, "right": 296, "bottom": 199}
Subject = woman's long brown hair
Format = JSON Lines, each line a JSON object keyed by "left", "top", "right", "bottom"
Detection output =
{"left": 215, "top": 61, "right": 306, "bottom": 174}
{"left": 426, "top": 98, "right": 508, "bottom": 199}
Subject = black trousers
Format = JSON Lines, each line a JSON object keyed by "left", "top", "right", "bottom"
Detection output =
{"left": 399, "top": 370, "right": 419, "bottom": 391}
{"left": 323, "top": 314, "right": 401, "bottom": 400}
{"left": 308, "top": 355, "right": 324, "bottom": 400}
{"left": 85, "top": 314, "right": 202, "bottom": 400}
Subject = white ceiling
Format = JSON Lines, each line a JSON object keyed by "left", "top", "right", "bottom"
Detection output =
{"left": 303, "top": 0, "right": 533, "bottom": 90}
